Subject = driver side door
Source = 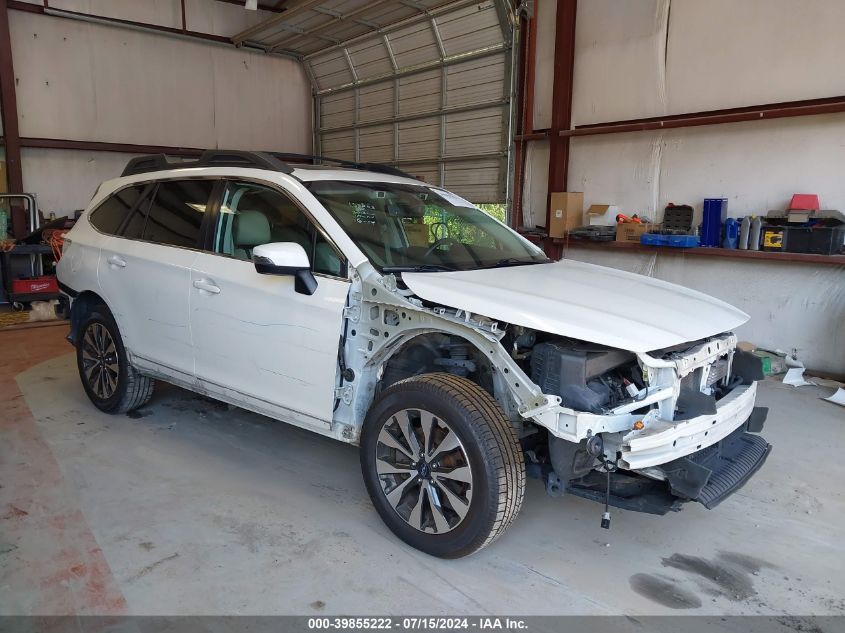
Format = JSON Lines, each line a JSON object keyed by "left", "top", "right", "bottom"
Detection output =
{"left": 189, "top": 179, "right": 349, "bottom": 427}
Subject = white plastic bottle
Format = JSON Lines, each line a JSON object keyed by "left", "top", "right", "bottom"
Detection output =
{"left": 739, "top": 216, "right": 751, "bottom": 250}
{"left": 749, "top": 216, "right": 762, "bottom": 251}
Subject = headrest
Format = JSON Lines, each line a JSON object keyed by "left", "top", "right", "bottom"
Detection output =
{"left": 234, "top": 210, "right": 271, "bottom": 247}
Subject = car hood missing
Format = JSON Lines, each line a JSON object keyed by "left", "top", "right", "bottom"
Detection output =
{"left": 402, "top": 259, "right": 749, "bottom": 353}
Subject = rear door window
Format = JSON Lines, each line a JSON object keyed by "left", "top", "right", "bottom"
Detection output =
{"left": 89, "top": 185, "right": 147, "bottom": 235}
{"left": 141, "top": 180, "right": 214, "bottom": 248}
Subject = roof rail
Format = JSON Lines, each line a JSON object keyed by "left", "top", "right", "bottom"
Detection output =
{"left": 121, "top": 150, "right": 294, "bottom": 177}
{"left": 272, "top": 153, "right": 417, "bottom": 180}
{"left": 120, "top": 149, "right": 418, "bottom": 180}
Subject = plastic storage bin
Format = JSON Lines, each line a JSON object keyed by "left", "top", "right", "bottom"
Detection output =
{"left": 701, "top": 198, "right": 727, "bottom": 247}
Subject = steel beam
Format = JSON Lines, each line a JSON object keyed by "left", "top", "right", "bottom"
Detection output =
{"left": 561, "top": 96, "right": 845, "bottom": 137}
{"left": 511, "top": 1, "right": 538, "bottom": 229}
{"left": 7, "top": 137, "right": 205, "bottom": 157}
{"left": 0, "top": 0, "right": 26, "bottom": 237}
{"left": 544, "top": 0, "right": 576, "bottom": 258}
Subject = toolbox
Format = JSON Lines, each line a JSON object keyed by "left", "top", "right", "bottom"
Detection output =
{"left": 662, "top": 204, "right": 694, "bottom": 233}
{"left": 11, "top": 275, "right": 59, "bottom": 295}
{"left": 761, "top": 218, "right": 844, "bottom": 255}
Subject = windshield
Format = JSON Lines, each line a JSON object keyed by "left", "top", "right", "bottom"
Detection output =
{"left": 306, "top": 181, "right": 549, "bottom": 272}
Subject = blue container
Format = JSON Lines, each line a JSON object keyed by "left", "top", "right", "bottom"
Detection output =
{"left": 701, "top": 198, "right": 728, "bottom": 247}
{"left": 723, "top": 218, "right": 740, "bottom": 249}
{"left": 668, "top": 234, "right": 700, "bottom": 248}
{"left": 641, "top": 233, "right": 700, "bottom": 248}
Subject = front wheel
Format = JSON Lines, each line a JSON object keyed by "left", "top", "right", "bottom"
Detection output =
{"left": 76, "top": 307, "right": 154, "bottom": 414}
{"left": 360, "top": 373, "right": 525, "bottom": 558}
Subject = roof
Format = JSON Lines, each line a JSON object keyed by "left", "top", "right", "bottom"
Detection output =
{"left": 116, "top": 150, "right": 427, "bottom": 187}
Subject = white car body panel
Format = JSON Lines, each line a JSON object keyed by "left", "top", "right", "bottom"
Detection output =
{"left": 402, "top": 260, "right": 749, "bottom": 353}
{"left": 98, "top": 236, "right": 197, "bottom": 376}
{"left": 189, "top": 252, "right": 349, "bottom": 424}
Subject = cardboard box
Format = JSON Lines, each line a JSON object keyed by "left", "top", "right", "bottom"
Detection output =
{"left": 587, "top": 204, "right": 619, "bottom": 226}
{"left": 615, "top": 222, "right": 654, "bottom": 243}
{"left": 547, "top": 192, "right": 584, "bottom": 237}
{"left": 404, "top": 222, "right": 430, "bottom": 247}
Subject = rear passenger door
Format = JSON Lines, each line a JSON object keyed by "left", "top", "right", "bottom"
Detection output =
{"left": 97, "top": 179, "right": 216, "bottom": 378}
{"left": 189, "top": 180, "right": 349, "bottom": 426}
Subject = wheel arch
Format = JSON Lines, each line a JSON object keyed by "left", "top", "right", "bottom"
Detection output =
{"left": 68, "top": 290, "right": 110, "bottom": 346}
{"left": 360, "top": 328, "right": 520, "bottom": 425}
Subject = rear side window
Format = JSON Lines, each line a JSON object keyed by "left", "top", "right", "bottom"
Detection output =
{"left": 141, "top": 180, "right": 214, "bottom": 248}
{"left": 89, "top": 185, "right": 146, "bottom": 235}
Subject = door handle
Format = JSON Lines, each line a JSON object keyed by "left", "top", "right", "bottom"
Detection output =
{"left": 107, "top": 255, "right": 126, "bottom": 268}
{"left": 193, "top": 279, "right": 221, "bottom": 294}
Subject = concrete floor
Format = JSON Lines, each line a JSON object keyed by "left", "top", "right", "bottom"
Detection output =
{"left": 1, "top": 326, "right": 844, "bottom": 616}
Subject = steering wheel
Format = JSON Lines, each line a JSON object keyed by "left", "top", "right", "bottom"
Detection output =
{"left": 423, "top": 237, "right": 461, "bottom": 258}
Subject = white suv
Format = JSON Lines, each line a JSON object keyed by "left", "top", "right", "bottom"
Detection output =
{"left": 58, "top": 150, "right": 771, "bottom": 558}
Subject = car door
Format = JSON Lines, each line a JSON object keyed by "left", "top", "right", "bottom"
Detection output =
{"left": 189, "top": 179, "right": 349, "bottom": 426}
{"left": 97, "top": 178, "right": 216, "bottom": 378}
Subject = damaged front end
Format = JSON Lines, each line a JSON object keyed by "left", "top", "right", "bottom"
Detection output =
{"left": 519, "top": 332, "right": 772, "bottom": 517}
{"left": 343, "top": 267, "right": 770, "bottom": 522}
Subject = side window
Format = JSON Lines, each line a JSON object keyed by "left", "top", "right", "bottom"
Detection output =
{"left": 214, "top": 182, "right": 345, "bottom": 277}
{"left": 89, "top": 185, "right": 146, "bottom": 235}
{"left": 140, "top": 180, "right": 214, "bottom": 248}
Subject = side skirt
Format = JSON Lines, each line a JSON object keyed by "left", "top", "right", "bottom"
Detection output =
{"left": 131, "top": 355, "right": 353, "bottom": 444}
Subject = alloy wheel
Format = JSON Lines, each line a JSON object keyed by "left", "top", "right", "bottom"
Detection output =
{"left": 81, "top": 322, "right": 119, "bottom": 400}
{"left": 375, "top": 409, "right": 474, "bottom": 534}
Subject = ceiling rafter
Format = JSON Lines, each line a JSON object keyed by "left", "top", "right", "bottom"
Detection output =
{"left": 233, "top": 0, "right": 462, "bottom": 55}
{"left": 267, "top": 0, "right": 398, "bottom": 52}
{"left": 212, "top": 0, "right": 286, "bottom": 13}
{"left": 231, "top": 0, "right": 326, "bottom": 44}
{"left": 302, "top": 0, "right": 480, "bottom": 61}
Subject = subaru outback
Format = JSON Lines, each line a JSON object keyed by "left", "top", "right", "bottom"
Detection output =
{"left": 57, "top": 150, "right": 771, "bottom": 558}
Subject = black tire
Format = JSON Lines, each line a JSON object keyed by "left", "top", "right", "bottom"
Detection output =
{"left": 360, "top": 373, "right": 525, "bottom": 558}
{"left": 76, "top": 305, "right": 154, "bottom": 414}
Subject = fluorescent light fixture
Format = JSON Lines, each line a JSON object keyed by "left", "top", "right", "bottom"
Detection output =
{"left": 245, "top": 0, "right": 258, "bottom": 9}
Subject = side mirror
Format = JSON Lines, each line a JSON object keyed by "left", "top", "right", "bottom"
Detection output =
{"left": 253, "top": 242, "right": 317, "bottom": 296}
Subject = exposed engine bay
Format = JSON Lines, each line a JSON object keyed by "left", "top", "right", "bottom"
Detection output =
{"left": 376, "top": 319, "right": 770, "bottom": 522}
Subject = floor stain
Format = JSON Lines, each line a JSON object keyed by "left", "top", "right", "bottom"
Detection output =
{"left": 126, "top": 409, "right": 151, "bottom": 419}
{"left": 310, "top": 600, "right": 326, "bottom": 610}
{"left": 631, "top": 550, "right": 777, "bottom": 609}
{"left": 629, "top": 573, "right": 702, "bottom": 610}
{"left": 126, "top": 552, "right": 179, "bottom": 583}
{"left": 661, "top": 553, "right": 756, "bottom": 601}
{"left": 138, "top": 541, "right": 155, "bottom": 551}
{"left": 0, "top": 542, "right": 18, "bottom": 555}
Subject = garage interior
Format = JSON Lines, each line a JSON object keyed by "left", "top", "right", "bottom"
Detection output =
{"left": 0, "top": 0, "right": 843, "bottom": 621}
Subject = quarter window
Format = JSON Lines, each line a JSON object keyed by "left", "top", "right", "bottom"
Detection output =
{"left": 141, "top": 180, "right": 214, "bottom": 248}
{"left": 89, "top": 185, "right": 146, "bottom": 235}
{"left": 214, "top": 181, "right": 345, "bottom": 277}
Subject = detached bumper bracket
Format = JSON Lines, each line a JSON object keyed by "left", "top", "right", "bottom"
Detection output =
{"left": 664, "top": 426, "right": 771, "bottom": 509}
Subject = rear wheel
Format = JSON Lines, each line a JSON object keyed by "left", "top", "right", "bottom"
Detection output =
{"left": 360, "top": 373, "right": 525, "bottom": 558}
{"left": 76, "top": 307, "right": 154, "bottom": 413}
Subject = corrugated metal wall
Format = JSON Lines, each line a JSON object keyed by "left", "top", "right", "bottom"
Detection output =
{"left": 307, "top": 0, "right": 514, "bottom": 203}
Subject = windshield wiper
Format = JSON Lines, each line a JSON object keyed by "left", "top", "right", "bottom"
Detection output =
{"left": 381, "top": 264, "right": 458, "bottom": 273}
{"left": 480, "top": 258, "right": 550, "bottom": 269}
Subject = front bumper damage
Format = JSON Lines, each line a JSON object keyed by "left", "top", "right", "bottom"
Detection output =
{"left": 532, "top": 333, "right": 771, "bottom": 514}
{"left": 659, "top": 419, "right": 771, "bottom": 509}
{"left": 620, "top": 382, "right": 759, "bottom": 470}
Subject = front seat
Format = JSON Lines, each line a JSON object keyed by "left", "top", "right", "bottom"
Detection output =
{"left": 233, "top": 210, "right": 271, "bottom": 260}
